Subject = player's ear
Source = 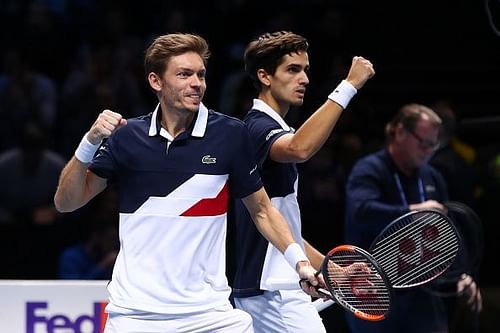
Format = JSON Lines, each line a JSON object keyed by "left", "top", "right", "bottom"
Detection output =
{"left": 257, "top": 69, "right": 271, "bottom": 87}
{"left": 148, "top": 72, "right": 162, "bottom": 92}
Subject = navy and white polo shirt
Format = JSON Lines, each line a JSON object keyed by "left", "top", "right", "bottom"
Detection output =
{"left": 89, "top": 103, "right": 262, "bottom": 314}
{"left": 232, "top": 99, "right": 304, "bottom": 298}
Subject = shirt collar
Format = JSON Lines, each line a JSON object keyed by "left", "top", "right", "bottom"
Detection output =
{"left": 148, "top": 102, "right": 209, "bottom": 138}
{"left": 252, "top": 99, "right": 290, "bottom": 131}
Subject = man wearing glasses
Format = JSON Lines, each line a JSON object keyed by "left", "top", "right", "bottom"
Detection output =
{"left": 343, "top": 103, "right": 482, "bottom": 333}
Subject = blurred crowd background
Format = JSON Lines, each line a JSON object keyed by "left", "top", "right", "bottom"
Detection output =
{"left": 0, "top": 0, "right": 499, "bottom": 329}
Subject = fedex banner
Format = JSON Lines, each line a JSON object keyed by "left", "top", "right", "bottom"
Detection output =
{"left": 0, "top": 280, "right": 109, "bottom": 333}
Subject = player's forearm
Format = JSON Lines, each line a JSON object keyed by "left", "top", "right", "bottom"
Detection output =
{"left": 303, "top": 239, "right": 324, "bottom": 271}
{"left": 253, "top": 205, "right": 296, "bottom": 253}
{"left": 290, "top": 100, "right": 343, "bottom": 161}
{"left": 288, "top": 58, "right": 374, "bottom": 162}
{"left": 54, "top": 157, "right": 95, "bottom": 212}
{"left": 253, "top": 206, "right": 316, "bottom": 273}
{"left": 288, "top": 57, "right": 374, "bottom": 162}
{"left": 242, "top": 189, "right": 308, "bottom": 269}
{"left": 286, "top": 79, "right": 358, "bottom": 162}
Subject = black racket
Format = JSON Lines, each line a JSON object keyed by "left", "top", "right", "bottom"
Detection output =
{"left": 369, "top": 209, "right": 460, "bottom": 288}
{"left": 423, "top": 201, "right": 484, "bottom": 297}
{"left": 267, "top": 244, "right": 392, "bottom": 320}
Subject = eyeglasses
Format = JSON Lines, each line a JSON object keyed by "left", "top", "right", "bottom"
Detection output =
{"left": 407, "top": 129, "right": 440, "bottom": 150}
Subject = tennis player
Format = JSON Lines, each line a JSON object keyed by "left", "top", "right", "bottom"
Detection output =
{"left": 54, "top": 33, "right": 320, "bottom": 333}
{"left": 230, "top": 31, "right": 375, "bottom": 333}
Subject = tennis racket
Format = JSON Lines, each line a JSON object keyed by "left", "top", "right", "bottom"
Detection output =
{"left": 369, "top": 209, "right": 460, "bottom": 289}
{"left": 268, "top": 244, "right": 392, "bottom": 321}
{"left": 423, "top": 201, "right": 483, "bottom": 297}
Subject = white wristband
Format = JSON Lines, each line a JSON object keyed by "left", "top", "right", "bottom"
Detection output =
{"left": 284, "top": 243, "right": 308, "bottom": 270}
{"left": 327, "top": 80, "right": 357, "bottom": 110}
{"left": 74, "top": 133, "right": 101, "bottom": 163}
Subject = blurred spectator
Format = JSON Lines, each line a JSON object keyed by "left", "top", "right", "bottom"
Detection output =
{"left": 21, "top": 1, "right": 67, "bottom": 81}
{"left": 0, "top": 47, "right": 58, "bottom": 151}
{"left": 218, "top": 70, "right": 254, "bottom": 119}
{"left": 0, "top": 121, "right": 65, "bottom": 225}
{"left": 58, "top": 220, "right": 118, "bottom": 280}
{"left": 57, "top": 42, "right": 147, "bottom": 158}
{"left": 0, "top": 121, "right": 71, "bottom": 279}
{"left": 429, "top": 98, "right": 479, "bottom": 209}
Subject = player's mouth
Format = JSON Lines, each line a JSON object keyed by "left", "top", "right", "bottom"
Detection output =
{"left": 186, "top": 94, "right": 202, "bottom": 103}
{"left": 295, "top": 88, "right": 306, "bottom": 98}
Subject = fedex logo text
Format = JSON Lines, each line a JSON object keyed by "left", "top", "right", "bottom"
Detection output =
{"left": 26, "top": 302, "right": 107, "bottom": 333}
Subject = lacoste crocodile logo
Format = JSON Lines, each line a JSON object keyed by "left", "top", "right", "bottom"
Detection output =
{"left": 202, "top": 155, "right": 217, "bottom": 164}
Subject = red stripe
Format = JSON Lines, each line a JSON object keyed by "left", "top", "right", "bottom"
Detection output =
{"left": 181, "top": 182, "right": 229, "bottom": 216}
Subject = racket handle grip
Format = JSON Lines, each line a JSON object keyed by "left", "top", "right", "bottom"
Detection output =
{"left": 313, "top": 298, "right": 335, "bottom": 312}
{"left": 266, "top": 279, "right": 335, "bottom": 312}
{"left": 265, "top": 279, "right": 300, "bottom": 290}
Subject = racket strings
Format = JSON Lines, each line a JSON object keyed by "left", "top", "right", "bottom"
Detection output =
{"left": 371, "top": 212, "right": 442, "bottom": 252}
{"left": 372, "top": 214, "right": 452, "bottom": 264}
{"left": 370, "top": 211, "right": 459, "bottom": 288}
{"left": 325, "top": 252, "right": 391, "bottom": 316}
{"left": 384, "top": 247, "right": 457, "bottom": 287}
{"left": 371, "top": 212, "right": 451, "bottom": 247}
{"left": 376, "top": 228, "right": 458, "bottom": 281}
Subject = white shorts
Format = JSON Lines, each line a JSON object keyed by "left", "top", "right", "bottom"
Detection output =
{"left": 104, "top": 303, "right": 254, "bottom": 333}
{"left": 234, "top": 289, "right": 326, "bottom": 333}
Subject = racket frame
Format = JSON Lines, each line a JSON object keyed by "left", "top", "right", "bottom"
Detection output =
{"left": 321, "top": 244, "right": 392, "bottom": 321}
{"left": 423, "top": 202, "right": 484, "bottom": 297}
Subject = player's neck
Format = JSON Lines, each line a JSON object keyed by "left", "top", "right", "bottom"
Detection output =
{"left": 258, "top": 93, "right": 289, "bottom": 118}
{"left": 160, "top": 107, "right": 195, "bottom": 138}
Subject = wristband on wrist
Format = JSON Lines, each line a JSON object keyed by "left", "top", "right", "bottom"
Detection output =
{"left": 284, "top": 243, "right": 308, "bottom": 270}
{"left": 74, "top": 133, "right": 101, "bottom": 163}
{"left": 327, "top": 79, "right": 357, "bottom": 110}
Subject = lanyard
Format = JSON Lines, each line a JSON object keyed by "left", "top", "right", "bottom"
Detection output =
{"left": 393, "top": 173, "right": 426, "bottom": 206}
